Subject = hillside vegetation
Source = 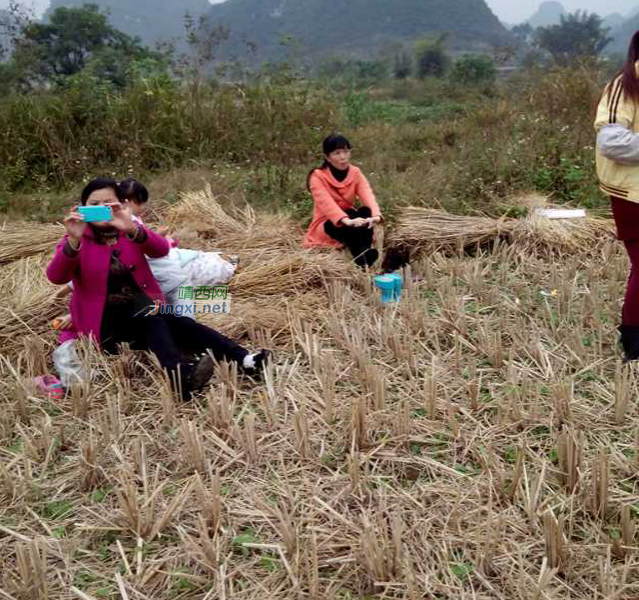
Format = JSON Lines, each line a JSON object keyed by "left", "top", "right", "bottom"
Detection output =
{"left": 45, "top": 0, "right": 211, "bottom": 46}
{"left": 205, "top": 0, "right": 510, "bottom": 62}
{"left": 0, "top": 61, "right": 607, "bottom": 225}
{"left": 34, "top": 0, "right": 511, "bottom": 62}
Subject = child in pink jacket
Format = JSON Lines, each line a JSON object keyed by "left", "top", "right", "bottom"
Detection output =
{"left": 48, "top": 177, "right": 270, "bottom": 399}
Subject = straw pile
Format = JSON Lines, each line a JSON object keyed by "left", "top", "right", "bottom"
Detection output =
{"left": 231, "top": 251, "right": 351, "bottom": 298}
{"left": 165, "top": 185, "right": 302, "bottom": 258}
{"left": 387, "top": 207, "right": 510, "bottom": 253}
{"left": 0, "top": 254, "right": 52, "bottom": 311}
{"left": 164, "top": 184, "right": 254, "bottom": 235}
{"left": 0, "top": 222, "right": 63, "bottom": 265}
{"left": 0, "top": 289, "right": 59, "bottom": 355}
{"left": 389, "top": 205, "right": 616, "bottom": 257}
{"left": 510, "top": 211, "right": 616, "bottom": 254}
{"left": 199, "top": 291, "right": 327, "bottom": 345}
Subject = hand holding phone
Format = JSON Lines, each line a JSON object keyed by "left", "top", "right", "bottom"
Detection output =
{"left": 64, "top": 206, "right": 87, "bottom": 241}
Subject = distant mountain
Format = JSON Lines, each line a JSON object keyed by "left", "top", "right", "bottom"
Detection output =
{"left": 203, "top": 0, "right": 512, "bottom": 64}
{"left": 603, "top": 13, "right": 625, "bottom": 30}
{"left": 608, "top": 14, "right": 639, "bottom": 55}
{"left": 0, "top": 8, "right": 15, "bottom": 58}
{"left": 45, "top": 0, "right": 212, "bottom": 47}
{"left": 527, "top": 1, "right": 566, "bottom": 28}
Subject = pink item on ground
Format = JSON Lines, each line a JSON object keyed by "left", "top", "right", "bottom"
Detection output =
{"left": 33, "top": 375, "right": 65, "bottom": 400}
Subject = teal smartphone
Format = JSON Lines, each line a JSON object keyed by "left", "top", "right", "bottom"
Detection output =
{"left": 78, "top": 205, "right": 113, "bottom": 222}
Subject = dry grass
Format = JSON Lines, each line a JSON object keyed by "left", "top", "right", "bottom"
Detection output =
{"left": 510, "top": 212, "right": 616, "bottom": 256}
{"left": 388, "top": 207, "right": 510, "bottom": 253}
{"left": 2, "top": 194, "right": 638, "bottom": 600}
{"left": 164, "top": 184, "right": 256, "bottom": 237}
{"left": 230, "top": 252, "right": 352, "bottom": 298}
{"left": 0, "top": 222, "right": 64, "bottom": 265}
{"left": 389, "top": 200, "right": 616, "bottom": 258}
{"left": 165, "top": 186, "right": 303, "bottom": 262}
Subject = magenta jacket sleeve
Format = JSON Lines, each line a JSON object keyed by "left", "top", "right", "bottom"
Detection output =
{"left": 136, "top": 226, "right": 170, "bottom": 258}
{"left": 46, "top": 237, "right": 79, "bottom": 285}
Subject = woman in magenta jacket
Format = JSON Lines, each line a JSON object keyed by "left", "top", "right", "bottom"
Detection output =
{"left": 47, "top": 177, "right": 270, "bottom": 399}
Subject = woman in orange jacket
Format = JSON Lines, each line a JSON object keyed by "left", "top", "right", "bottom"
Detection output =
{"left": 303, "top": 134, "right": 383, "bottom": 268}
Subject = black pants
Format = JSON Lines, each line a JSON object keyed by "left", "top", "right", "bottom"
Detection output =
{"left": 101, "top": 303, "right": 248, "bottom": 383}
{"left": 324, "top": 206, "right": 377, "bottom": 267}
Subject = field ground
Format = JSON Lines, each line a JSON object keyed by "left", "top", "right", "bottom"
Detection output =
{"left": 1, "top": 191, "right": 638, "bottom": 599}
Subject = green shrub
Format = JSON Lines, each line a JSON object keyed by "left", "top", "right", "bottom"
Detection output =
{"left": 451, "top": 55, "right": 496, "bottom": 84}
{"left": 414, "top": 37, "right": 451, "bottom": 79}
{"left": 0, "top": 62, "right": 612, "bottom": 221}
{"left": 393, "top": 52, "right": 412, "bottom": 79}
{"left": 0, "top": 75, "right": 337, "bottom": 191}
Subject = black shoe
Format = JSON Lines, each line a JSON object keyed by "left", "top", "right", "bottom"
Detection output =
{"left": 619, "top": 325, "right": 639, "bottom": 363}
{"left": 365, "top": 248, "right": 379, "bottom": 267}
{"left": 187, "top": 353, "right": 214, "bottom": 397}
{"left": 381, "top": 246, "right": 410, "bottom": 273}
{"left": 354, "top": 248, "right": 379, "bottom": 269}
{"left": 243, "top": 349, "right": 272, "bottom": 378}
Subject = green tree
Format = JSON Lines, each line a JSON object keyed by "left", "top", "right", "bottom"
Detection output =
{"left": 534, "top": 11, "right": 611, "bottom": 64}
{"left": 393, "top": 51, "right": 412, "bottom": 79}
{"left": 317, "top": 55, "right": 350, "bottom": 79}
{"left": 451, "top": 54, "right": 496, "bottom": 84}
{"left": 511, "top": 23, "right": 534, "bottom": 45}
{"left": 5, "top": 3, "right": 162, "bottom": 89}
{"left": 355, "top": 59, "right": 387, "bottom": 81}
{"left": 414, "top": 35, "right": 450, "bottom": 79}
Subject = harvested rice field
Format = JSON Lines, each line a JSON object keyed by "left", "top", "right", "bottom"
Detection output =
{"left": 1, "top": 190, "right": 638, "bottom": 600}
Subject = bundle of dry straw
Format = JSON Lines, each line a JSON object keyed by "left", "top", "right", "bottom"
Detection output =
{"left": 231, "top": 251, "right": 352, "bottom": 298}
{"left": 0, "top": 222, "right": 63, "bottom": 265}
{"left": 509, "top": 212, "right": 615, "bottom": 255}
{"left": 388, "top": 207, "right": 509, "bottom": 253}
{"left": 0, "top": 290, "right": 60, "bottom": 357}
{"left": 164, "top": 184, "right": 255, "bottom": 235}
{"left": 199, "top": 291, "right": 326, "bottom": 345}
{"left": 389, "top": 204, "right": 616, "bottom": 257}
{"left": 164, "top": 185, "right": 302, "bottom": 257}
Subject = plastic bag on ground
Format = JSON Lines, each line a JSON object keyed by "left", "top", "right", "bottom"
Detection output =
{"left": 53, "top": 339, "right": 89, "bottom": 388}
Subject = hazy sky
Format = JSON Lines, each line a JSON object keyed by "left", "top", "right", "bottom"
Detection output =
{"left": 1, "top": 0, "right": 638, "bottom": 25}
{"left": 0, "top": 0, "right": 226, "bottom": 17}
{"left": 486, "top": 0, "right": 639, "bottom": 23}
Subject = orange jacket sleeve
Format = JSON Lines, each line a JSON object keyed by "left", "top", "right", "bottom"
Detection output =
{"left": 309, "top": 172, "right": 348, "bottom": 226}
{"left": 355, "top": 171, "right": 382, "bottom": 219}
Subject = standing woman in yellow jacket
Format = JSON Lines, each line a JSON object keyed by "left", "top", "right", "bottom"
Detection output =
{"left": 595, "top": 32, "right": 639, "bottom": 361}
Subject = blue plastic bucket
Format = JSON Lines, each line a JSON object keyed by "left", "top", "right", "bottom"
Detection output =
{"left": 386, "top": 272, "right": 403, "bottom": 300}
{"left": 374, "top": 275, "right": 396, "bottom": 303}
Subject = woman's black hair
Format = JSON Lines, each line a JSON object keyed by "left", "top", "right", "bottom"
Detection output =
{"left": 118, "top": 178, "right": 149, "bottom": 204}
{"left": 605, "top": 31, "right": 639, "bottom": 105}
{"left": 306, "top": 134, "right": 353, "bottom": 191}
{"left": 80, "top": 177, "right": 122, "bottom": 205}
{"left": 323, "top": 134, "right": 352, "bottom": 156}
